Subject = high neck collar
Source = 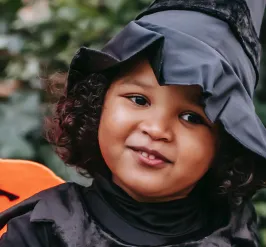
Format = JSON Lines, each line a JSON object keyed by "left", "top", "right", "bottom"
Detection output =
{"left": 93, "top": 175, "right": 206, "bottom": 236}
{"left": 84, "top": 175, "right": 229, "bottom": 245}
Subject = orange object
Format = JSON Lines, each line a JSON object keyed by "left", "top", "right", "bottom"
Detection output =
{"left": 0, "top": 159, "right": 64, "bottom": 236}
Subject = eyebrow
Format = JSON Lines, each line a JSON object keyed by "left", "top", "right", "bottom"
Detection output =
{"left": 119, "top": 77, "right": 154, "bottom": 89}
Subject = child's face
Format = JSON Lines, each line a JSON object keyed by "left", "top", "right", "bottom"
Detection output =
{"left": 98, "top": 58, "right": 219, "bottom": 202}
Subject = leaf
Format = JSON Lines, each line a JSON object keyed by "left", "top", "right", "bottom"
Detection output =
{"left": 104, "top": 0, "right": 125, "bottom": 12}
{"left": 57, "top": 6, "right": 79, "bottom": 21}
{"left": 0, "top": 35, "right": 9, "bottom": 49}
{"left": 254, "top": 97, "right": 266, "bottom": 125}
{"left": 255, "top": 202, "right": 266, "bottom": 218}
{"left": 0, "top": 91, "right": 41, "bottom": 160}
{"left": 260, "top": 229, "right": 266, "bottom": 247}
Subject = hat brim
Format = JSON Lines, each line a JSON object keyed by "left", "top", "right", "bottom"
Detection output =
{"left": 67, "top": 49, "right": 119, "bottom": 93}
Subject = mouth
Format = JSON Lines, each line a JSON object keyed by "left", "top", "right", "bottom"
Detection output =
{"left": 128, "top": 146, "right": 172, "bottom": 168}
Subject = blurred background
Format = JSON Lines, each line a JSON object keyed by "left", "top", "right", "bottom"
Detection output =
{"left": 1, "top": 0, "right": 266, "bottom": 244}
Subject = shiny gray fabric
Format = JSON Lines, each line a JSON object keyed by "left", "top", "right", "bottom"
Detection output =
{"left": 137, "top": 0, "right": 262, "bottom": 82}
{"left": 67, "top": 1, "right": 266, "bottom": 160}
{"left": 245, "top": 0, "right": 266, "bottom": 36}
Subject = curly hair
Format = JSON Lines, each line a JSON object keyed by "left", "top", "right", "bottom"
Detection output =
{"left": 45, "top": 72, "right": 266, "bottom": 206}
{"left": 208, "top": 129, "right": 266, "bottom": 206}
{"left": 45, "top": 72, "right": 111, "bottom": 177}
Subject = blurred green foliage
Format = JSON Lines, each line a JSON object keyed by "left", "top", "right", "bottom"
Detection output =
{"left": 0, "top": 0, "right": 150, "bottom": 184}
{"left": 1, "top": 0, "right": 266, "bottom": 244}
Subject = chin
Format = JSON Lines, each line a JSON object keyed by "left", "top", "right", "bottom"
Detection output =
{"left": 116, "top": 173, "right": 168, "bottom": 199}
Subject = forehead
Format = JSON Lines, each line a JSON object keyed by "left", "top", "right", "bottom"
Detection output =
{"left": 114, "top": 57, "right": 204, "bottom": 105}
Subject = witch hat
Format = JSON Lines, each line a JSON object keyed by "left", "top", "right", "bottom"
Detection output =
{"left": 68, "top": 0, "right": 266, "bottom": 160}
{"left": 245, "top": 0, "right": 265, "bottom": 36}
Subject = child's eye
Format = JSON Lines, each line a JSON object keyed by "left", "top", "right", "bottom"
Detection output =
{"left": 180, "top": 113, "right": 205, "bottom": 125}
{"left": 127, "top": 95, "right": 150, "bottom": 106}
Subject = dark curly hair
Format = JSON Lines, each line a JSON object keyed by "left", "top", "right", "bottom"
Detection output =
{"left": 45, "top": 71, "right": 266, "bottom": 206}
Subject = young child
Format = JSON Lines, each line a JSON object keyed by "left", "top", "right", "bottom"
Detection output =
{"left": 1, "top": 0, "right": 266, "bottom": 246}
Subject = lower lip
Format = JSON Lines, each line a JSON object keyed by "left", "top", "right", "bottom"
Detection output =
{"left": 130, "top": 149, "right": 168, "bottom": 169}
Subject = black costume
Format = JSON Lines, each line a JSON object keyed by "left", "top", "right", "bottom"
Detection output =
{"left": 0, "top": 0, "right": 265, "bottom": 246}
{"left": 0, "top": 178, "right": 259, "bottom": 246}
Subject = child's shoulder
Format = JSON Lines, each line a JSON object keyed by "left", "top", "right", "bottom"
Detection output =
{"left": 0, "top": 182, "right": 85, "bottom": 226}
{"left": 0, "top": 182, "right": 88, "bottom": 245}
{"left": 0, "top": 182, "right": 94, "bottom": 245}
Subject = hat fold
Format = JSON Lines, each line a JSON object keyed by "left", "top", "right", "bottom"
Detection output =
{"left": 137, "top": 0, "right": 261, "bottom": 85}
{"left": 67, "top": 22, "right": 164, "bottom": 92}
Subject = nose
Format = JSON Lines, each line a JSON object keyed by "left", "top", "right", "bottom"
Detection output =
{"left": 139, "top": 114, "right": 174, "bottom": 142}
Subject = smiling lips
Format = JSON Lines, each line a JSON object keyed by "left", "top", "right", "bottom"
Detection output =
{"left": 129, "top": 146, "right": 171, "bottom": 168}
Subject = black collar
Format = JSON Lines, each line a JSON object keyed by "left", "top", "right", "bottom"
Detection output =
{"left": 84, "top": 175, "right": 229, "bottom": 245}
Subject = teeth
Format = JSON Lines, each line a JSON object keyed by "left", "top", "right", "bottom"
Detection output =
{"left": 141, "top": 152, "right": 148, "bottom": 158}
{"left": 140, "top": 152, "right": 156, "bottom": 160}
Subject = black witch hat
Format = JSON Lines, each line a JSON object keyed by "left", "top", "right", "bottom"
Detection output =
{"left": 68, "top": 0, "right": 266, "bottom": 160}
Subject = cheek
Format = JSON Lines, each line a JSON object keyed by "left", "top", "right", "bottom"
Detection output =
{"left": 99, "top": 100, "right": 133, "bottom": 141}
{"left": 175, "top": 128, "right": 217, "bottom": 177}
{"left": 98, "top": 98, "right": 135, "bottom": 166}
